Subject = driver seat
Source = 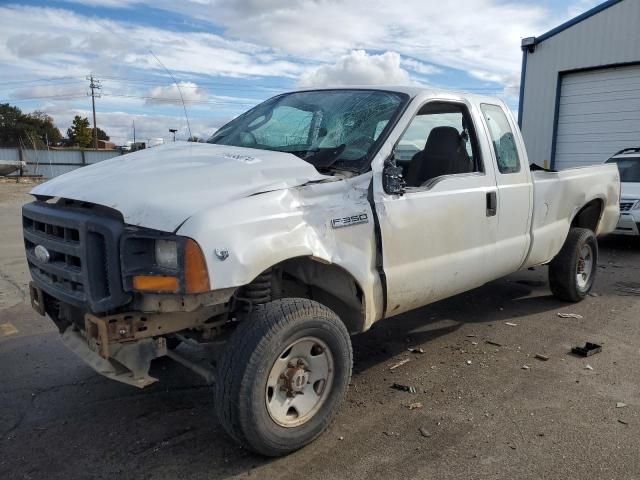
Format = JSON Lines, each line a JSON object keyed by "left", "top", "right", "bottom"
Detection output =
{"left": 405, "top": 126, "right": 472, "bottom": 187}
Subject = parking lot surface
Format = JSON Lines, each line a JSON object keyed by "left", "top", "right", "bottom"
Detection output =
{"left": 1, "top": 182, "right": 639, "bottom": 480}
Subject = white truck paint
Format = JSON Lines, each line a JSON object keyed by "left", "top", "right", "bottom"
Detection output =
{"left": 24, "top": 87, "right": 620, "bottom": 456}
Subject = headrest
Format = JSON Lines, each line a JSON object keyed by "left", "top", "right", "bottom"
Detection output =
{"left": 424, "top": 126, "right": 461, "bottom": 155}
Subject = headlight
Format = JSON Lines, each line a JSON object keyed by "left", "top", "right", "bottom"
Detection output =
{"left": 122, "top": 232, "right": 210, "bottom": 294}
{"left": 155, "top": 239, "right": 178, "bottom": 269}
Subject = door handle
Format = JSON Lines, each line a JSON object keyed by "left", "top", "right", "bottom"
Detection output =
{"left": 486, "top": 191, "right": 497, "bottom": 217}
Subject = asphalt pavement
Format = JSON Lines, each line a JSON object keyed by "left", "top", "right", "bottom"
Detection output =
{"left": 1, "top": 182, "right": 639, "bottom": 480}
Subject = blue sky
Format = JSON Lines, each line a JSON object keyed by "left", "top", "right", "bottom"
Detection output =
{"left": 0, "top": 0, "right": 602, "bottom": 144}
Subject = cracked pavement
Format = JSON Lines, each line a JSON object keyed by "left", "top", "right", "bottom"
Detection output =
{"left": 1, "top": 182, "right": 639, "bottom": 480}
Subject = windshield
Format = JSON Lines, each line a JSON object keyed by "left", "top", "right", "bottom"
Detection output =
{"left": 208, "top": 89, "right": 408, "bottom": 172}
{"left": 607, "top": 156, "right": 640, "bottom": 182}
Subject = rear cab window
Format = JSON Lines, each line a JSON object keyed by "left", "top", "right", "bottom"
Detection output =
{"left": 480, "top": 104, "right": 521, "bottom": 174}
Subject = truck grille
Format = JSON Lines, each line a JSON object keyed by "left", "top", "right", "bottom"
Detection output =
{"left": 620, "top": 201, "right": 636, "bottom": 213}
{"left": 22, "top": 201, "right": 131, "bottom": 313}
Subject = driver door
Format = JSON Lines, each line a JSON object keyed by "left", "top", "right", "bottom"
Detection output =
{"left": 374, "top": 99, "right": 499, "bottom": 317}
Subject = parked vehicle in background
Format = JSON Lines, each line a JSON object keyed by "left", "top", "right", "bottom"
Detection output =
{"left": 606, "top": 148, "right": 640, "bottom": 236}
{"left": 22, "top": 87, "right": 620, "bottom": 456}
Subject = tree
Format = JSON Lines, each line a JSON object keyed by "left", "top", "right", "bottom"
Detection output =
{"left": 25, "top": 111, "right": 62, "bottom": 146}
{"left": 0, "top": 104, "right": 62, "bottom": 148}
{"left": 96, "top": 127, "right": 109, "bottom": 141}
{"left": 67, "top": 115, "right": 92, "bottom": 148}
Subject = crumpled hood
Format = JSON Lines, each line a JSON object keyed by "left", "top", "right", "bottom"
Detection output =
{"left": 31, "top": 142, "right": 329, "bottom": 232}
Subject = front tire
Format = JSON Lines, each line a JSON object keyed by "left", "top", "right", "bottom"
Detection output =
{"left": 215, "top": 298, "right": 352, "bottom": 456}
{"left": 549, "top": 227, "right": 598, "bottom": 302}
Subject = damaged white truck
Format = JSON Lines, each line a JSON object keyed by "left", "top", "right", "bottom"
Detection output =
{"left": 23, "top": 87, "right": 620, "bottom": 456}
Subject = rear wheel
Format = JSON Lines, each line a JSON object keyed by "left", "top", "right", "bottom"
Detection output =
{"left": 549, "top": 227, "right": 598, "bottom": 302}
{"left": 215, "top": 298, "right": 352, "bottom": 456}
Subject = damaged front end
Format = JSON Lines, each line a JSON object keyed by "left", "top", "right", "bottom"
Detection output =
{"left": 23, "top": 198, "right": 234, "bottom": 388}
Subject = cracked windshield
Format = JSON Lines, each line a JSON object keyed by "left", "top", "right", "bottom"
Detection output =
{"left": 208, "top": 89, "right": 407, "bottom": 171}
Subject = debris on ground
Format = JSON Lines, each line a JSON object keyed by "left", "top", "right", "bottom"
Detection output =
{"left": 618, "top": 419, "right": 629, "bottom": 425}
{"left": 522, "top": 365, "right": 530, "bottom": 370}
{"left": 505, "top": 322, "right": 518, "bottom": 327}
{"left": 466, "top": 360, "right": 472, "bottom": 365}
{"left": 338, "top": 436, "right": 344, "bottom": 441}
{"left": 486, "top": 340, "right": 503, "bottom": 347}
{"left": 585, "top": 364, "right": 593, "bottom": 371}
{"left": 408, "top": 347, "right": 425, "bottom": 354}
{"left": 383, "top": 431, "right": 400, "bottom": 437}
{"left": 392, "top": 383, "right": 417, "bottom": 393}
{"left": 419, "top": 427, "right": 432, "bottom": 438}
{"left": 534, "top": 354, "right": 549, "bottom": 361}
{"left": 407, "top": 402, "right": 423, "bottom": 410}
{"left": 389, "top": 358, "right": 410, "bottom": 370}
{"left": 588, "top": 292, "right": 600, "bottom": 297}
{"left": 616, "top": 402, "right": 627, "bottom": 408}
{"left": 571, "top": 342, "right": 602, "bottom": 357}
{"left": 466, "top": 334, "right": 477, "bottom": 338}
{"left": 557, "top": 312, "right": 583, "bottom": 319}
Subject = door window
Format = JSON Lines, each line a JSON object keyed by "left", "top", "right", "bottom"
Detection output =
{"left": 396, "top": 102, "right": 483, "bottom": 188}
{"left": 480, "top": 104, "right": 520, "bottom": 174}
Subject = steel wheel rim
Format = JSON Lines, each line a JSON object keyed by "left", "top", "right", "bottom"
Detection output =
{"left": 265, "top": 337, "right": 334, "bottom": 428}
{"left": 576, "top": 244, "right": 593, "bottom": 289}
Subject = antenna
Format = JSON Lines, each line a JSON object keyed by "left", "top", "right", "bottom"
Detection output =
{"left": 148, "top": 49, "right": 192, "bottom": 139}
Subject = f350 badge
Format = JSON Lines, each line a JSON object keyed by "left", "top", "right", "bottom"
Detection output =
{"left": 331, "top": 213, "right": 369, "bottom": 229}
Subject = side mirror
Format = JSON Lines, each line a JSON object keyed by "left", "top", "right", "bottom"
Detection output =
{"left": 383, "top": 155, "right": 406, "bottom": 196}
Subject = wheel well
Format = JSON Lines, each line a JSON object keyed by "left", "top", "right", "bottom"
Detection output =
{"left": 235, "top": 258, "right": 366, "bottom": 334}
{"left": 571, "top": 199, "right": 603, "bottom": 233}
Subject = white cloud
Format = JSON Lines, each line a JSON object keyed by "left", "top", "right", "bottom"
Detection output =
{"left": 401, "top": 58, "right": 442, "bottom": 76}
{"left": 146, "top": 82, "right": 208, "bottom": 106}
{"left": 0, "top": 5, "right": 302, "bottom": 81}
{"left": 7, "top": 34, "right": 72, "bottom": 58}
{"left": 299, "top": 51, "right": 410, "bottom": 88}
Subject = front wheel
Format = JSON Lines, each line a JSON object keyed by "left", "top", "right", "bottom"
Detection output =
{"left": 549, "top": 227, "right": 598, "bottom": 302}
{"left": 215, "top": 298, "right": 352, "bottom": 456}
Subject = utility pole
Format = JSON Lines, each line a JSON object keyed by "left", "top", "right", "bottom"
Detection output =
{"left": 86, "top": 75, "right": 101, "bottom": 149}
{"left": 132, "top": 120, "right": 136, "bottom": 143}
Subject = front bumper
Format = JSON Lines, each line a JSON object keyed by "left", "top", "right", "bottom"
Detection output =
{"left": 613, "top": 214, "right": 640, "bottom": 236}
{"left": 30, "top": 282, "right": 230, "bottom": 387}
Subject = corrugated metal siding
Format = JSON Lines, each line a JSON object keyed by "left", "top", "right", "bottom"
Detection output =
{"left": 555, "top": 65, "right": 640, "bottom": 168}
{"left": 84, "top": 150, "right": 121, "bottom": 164}
{"left": 520, "top": 0, "right": 640, "bottom": 168}
{"left": 0, "top": 148, "right": 20, "bottom": 161}
{"left": 2, "top": 148, "right": 122, "bottom": 178}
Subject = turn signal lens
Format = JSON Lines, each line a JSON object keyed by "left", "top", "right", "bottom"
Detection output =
{"left": 133, "top": 275, "right": 179, "bottom": 293}
{"left": 184, "top": 239, "right": 210, "bottom": 294}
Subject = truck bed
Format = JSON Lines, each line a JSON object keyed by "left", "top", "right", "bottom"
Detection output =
{"left": 524, "top": 163, "right": 620, "bottom": 268}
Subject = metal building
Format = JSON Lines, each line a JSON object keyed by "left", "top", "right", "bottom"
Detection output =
{"left": 519, "top": 0, "right": 640, "bottom": 170}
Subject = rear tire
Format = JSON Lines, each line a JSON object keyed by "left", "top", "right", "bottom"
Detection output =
{"left": 549, "top": 227, "right": 598, "bottom": 302}
{"left": 215, "top": 298, "right": 352, "bottom": 456}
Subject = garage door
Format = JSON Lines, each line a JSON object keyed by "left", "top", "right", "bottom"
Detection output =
{"left": 555, "top": 64, "right": 640, "bottom": 169}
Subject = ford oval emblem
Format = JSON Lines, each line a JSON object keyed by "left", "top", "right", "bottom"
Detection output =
{"left": 34, "top": 245, "right": 50, "bottom": 263}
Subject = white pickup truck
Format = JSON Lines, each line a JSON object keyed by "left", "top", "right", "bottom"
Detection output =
{"left": 23, "top": 87, "right": 620, "bottom": 456}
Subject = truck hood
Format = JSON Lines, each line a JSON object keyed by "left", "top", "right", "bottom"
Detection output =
{"left": 31, "top": 142, "right": 330, "bottom": 232}
{"left": 621, "top": 182, "right": 640, "bottom": 200}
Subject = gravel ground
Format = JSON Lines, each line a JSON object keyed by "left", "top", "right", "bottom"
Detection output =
{"left": 1, "top": 182, "right": 639, "bottom": 480}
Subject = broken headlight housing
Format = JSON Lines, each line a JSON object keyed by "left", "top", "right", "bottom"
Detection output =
{"left": 121, "top": 229, "right": 210, "bottom": 294}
